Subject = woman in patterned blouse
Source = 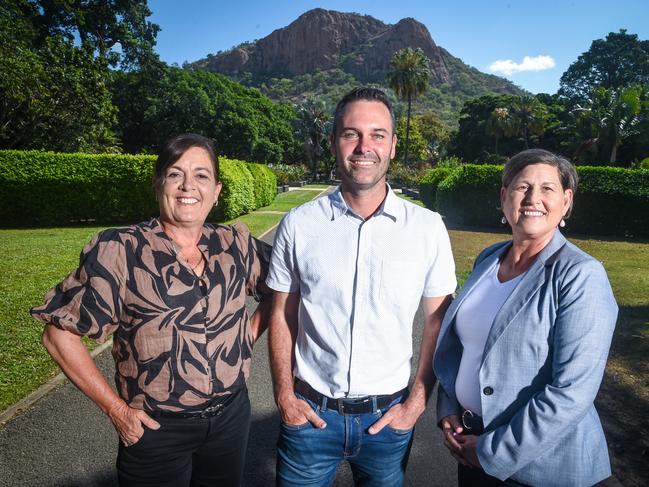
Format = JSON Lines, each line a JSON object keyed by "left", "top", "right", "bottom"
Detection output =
{"left": 31, "top": 133, "right": 273, "bottom": 486}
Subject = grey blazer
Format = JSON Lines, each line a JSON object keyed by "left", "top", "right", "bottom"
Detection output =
{"left": 434, "top": 231, "right": 618, "bottom": 487}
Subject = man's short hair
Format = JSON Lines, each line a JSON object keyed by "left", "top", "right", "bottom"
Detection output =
{"left": 332, "top": 87, "right": 396, "bottom": 135}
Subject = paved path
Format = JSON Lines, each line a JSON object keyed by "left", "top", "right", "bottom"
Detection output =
{"left": 0, "top": 190, "right": 456, "bottom": 486}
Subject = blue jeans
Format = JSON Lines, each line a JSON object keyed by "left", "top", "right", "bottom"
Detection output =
{"left": 276, "top": 393, "right": 414, "bottom": 487}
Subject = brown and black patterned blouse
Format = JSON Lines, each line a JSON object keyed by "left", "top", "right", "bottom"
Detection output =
{"left": 30, "top": 219, "right": 271, "bottom": 412}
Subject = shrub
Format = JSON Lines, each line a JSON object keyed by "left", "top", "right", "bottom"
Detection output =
{"left": 419, "top": 168, "right": 453, "bottom": 210}
{"left": 0, "top": 150, "right": 267, "bottom": 227}
{"left": 569, "top": 166, "right": 649, "bottom": 237}
{"left": 388, "top": 163, "right": 427, "bottom": 189}
{"left": 213, "top": 159, "right": 255, "bottom": 221}
{"left": 0, "top": 150, "right": 158, "bottom": 226}
{"left": 269, "top": 163, "right": 308, "bottom": 185}
{"left": 246, "top": 163, "right": 277, "bottom": 208}
{"left": 427, "top": 163, "right": 649, "bottom": 237}
{"left": 436, "top": 165, "right": 503, "bottom": 226}
{"left": 435, "top": 156, "right": 464, "bottom": 168}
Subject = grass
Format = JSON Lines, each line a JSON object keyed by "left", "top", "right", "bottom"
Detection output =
{"left": 446, "top": 226, "right": 649, "bottom": 487}
{"left": 1, "top": 190, "right": 647, "bottom": 483}
{"left": 258, "top": 189, "right": 325, "bottom": 212}
{"left": 0, "top": 226, "right": 106, "bottom": 410}
{"left": 0, "top": 187, "right": 329, "bottom": 412}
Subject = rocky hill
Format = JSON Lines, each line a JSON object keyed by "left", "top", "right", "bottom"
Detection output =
{"left": 187, "top": 8, "right": 524, "bottom": 126}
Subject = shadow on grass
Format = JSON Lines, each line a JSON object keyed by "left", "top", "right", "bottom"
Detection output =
{"left": 597, "top": 305, "right": 649, "bottom": 487}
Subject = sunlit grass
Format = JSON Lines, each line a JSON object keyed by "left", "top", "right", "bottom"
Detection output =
{"left": 0, "top": 189, "right": 327, "bottom": 410}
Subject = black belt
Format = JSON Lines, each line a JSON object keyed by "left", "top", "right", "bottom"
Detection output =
{"left": 461, "top": 409, "right": 484, "bottom": 434}
{"left": 149, "top": 389, "right": 239, "bottom": 419}
{"left": 294, "top": 378, "right": 407, "bottom": 415}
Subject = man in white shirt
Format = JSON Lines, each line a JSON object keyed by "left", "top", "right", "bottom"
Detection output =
{"left": 267, "top": 87, "right": 456, "bottom": 486}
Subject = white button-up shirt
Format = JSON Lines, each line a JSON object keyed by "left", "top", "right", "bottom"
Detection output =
{"left": 267, "top": 186, "right": 457, "bottom": 398}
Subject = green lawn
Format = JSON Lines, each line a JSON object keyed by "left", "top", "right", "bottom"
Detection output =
{"left": 0, "top": 188, "right": 328, "bottom": 411}
{"left": 258, "top": 189, "right": 326, "bottom": 212}
{"left": 447, "top": 226, "right": 649, "bottom": 486}
{"left": 2, "top": 188, "right": 646, "bottom": 482}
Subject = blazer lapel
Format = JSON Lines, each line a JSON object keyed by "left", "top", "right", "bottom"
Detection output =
{"left": 482, "top": 231, "right": 568, "bottom": 362}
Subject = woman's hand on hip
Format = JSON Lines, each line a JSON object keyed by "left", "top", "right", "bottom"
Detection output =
{"left": 441, "top": 414, "right": 470, "bottom": 465}
{"left": 108, "top": 400, "right": 160, "bottom": 447}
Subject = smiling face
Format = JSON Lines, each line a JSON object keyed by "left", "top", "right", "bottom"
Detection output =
{"left": 501, "top": 163, "right": 573, "bottom": 244}
{"left": 157, "top": 146, "right": 222, "bottom": 229}
{"left": 331, "top": 100, "right": 397, "bottom": 193}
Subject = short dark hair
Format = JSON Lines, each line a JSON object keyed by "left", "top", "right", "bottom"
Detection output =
{"left": 332, "top": 87, "right": 395, "bottom": 135}
{"left": 502, "top": 148, "right": 578, "bottom": 217}
{"left": 153, "top": 133, "right": 219, "bottom": 191}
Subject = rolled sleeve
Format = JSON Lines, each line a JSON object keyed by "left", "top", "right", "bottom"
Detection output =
{"left": 232, "top": 222, "right": 272, "bottom": 301}
{"left": 30, "top": 230, "right": 126, "bottom": 343}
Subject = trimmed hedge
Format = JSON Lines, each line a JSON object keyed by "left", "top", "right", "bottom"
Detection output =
{"left": 0, "top": 150, "right": 274, "bottom": 227}
{"left": 0, "top": 150, "right": 158, "bottom": 226}
{"left": 214, "top": 158, "right": 255, "bottom": 221}
{"left": 246, "top": 163, "right": 277, "bottom": 208}
{"left": 570, "top": 167, "right": 649, "bottom": 236}
{"left": 436, "top": 165, "right": 503, "bottom": 227}
{"left": 427, "top": 164, "right": 649, "bottom": 237}
{"left": 419, "top": 167, "right": 453, "bottom": 211}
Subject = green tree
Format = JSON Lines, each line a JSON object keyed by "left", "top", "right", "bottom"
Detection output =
{"left": 111, "top": 67, "right": 299, "bottom": 162}
{"left": 417, "top": 111, "right": 449, "bottom": 160}
{"left": 450, "top": 94, "right": 519, "bottom": 162}
{"left": 294, "top": 98, "right": 331, "bottom": 179}
{"left": 387, "top": 47, "right": 432, "bottom": 165}
{"left": 573, "top": 85, "right": 649, "bottom": 164}
{"left": 508, "top": 96, "right": 548, "bottom": 149}
{"left": 395, "top": 116, "right": 428, "bottom": 163}
{"left": 0, "top": 1, "right": 117, "bottom": 151}
{"left": 560, "top": 30, "right": 649, "bottom": 103}
{"left": 485, "top": 107, "right": 515, "bottom": 155}
{"left": 34, "top": 0, "right": 160, "bottom": 69}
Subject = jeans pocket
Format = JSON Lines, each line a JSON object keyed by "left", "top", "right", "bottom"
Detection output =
{"left": 386, "top": 425, "right": 414, "bottom": 435}
{"left": 281, "top": 420, "right": 311, "bottom": 431}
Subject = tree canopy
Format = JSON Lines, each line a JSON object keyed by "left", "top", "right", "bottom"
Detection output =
{"left": 560, "top": 29, "right": 649, "bottom": 103}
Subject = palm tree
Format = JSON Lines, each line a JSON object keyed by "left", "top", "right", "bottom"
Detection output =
{"left": 387, "top": 47, "right": 432, "bottom": 165}
{"left": 294, "top": 98, "right": 331, "bottom": 179}
{"left": 485, "top": 107, "right": 515, "bottom": 155}
{"left": 573, "top": 85, "right": 648, "bottom": 164}
{"left": 509, "top": 96, "right": 547, "bottom": 149}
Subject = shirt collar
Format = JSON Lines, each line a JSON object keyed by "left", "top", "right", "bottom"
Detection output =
{"left": 151, "top": 217, "right": 211, "bottom": 253}
{"left": 328, "top": 184, "right": 400, "bottom": 222}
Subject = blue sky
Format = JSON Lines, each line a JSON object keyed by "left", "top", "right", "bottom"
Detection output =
{"left": 149, "top": 0, "right": 649, "bottom": 95}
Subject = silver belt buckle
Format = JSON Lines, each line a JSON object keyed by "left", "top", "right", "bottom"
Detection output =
{"left": 200, "top": 403, "right": 224, "bottom": 418}
{"left": 461, "top": 409, "right": 475, "bottom": 430}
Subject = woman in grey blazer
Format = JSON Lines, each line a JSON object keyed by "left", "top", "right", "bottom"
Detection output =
{"left": 433, "top": 149, "right": 618, "bottom": 486}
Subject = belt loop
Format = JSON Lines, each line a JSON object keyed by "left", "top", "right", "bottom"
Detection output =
{"left": 320, "top": 394, "right": 327, "bottom": 412}
{"left": 371, "top": 395, "right": 378, "bottom": 413}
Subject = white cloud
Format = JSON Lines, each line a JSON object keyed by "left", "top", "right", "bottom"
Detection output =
{"left": 488, "top": 55, "right": 556, "bottom": 76}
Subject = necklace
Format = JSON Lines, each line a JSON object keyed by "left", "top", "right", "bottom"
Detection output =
{"left": 170, "top": 241, "right": 203, "bottom": 272}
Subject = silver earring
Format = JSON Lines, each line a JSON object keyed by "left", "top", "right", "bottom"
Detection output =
{"left": 559, "top": 219, "right": 565, "bottom": 228}
{"left": 501, "top": 216, "right": 507, "bottom": 224}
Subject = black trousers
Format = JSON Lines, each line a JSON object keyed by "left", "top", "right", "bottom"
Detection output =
{"left": 117, "top": 388, "right": 251, "bottom": 487}
{"left": 458, "top": 464, "right": 529, "bottom": 487}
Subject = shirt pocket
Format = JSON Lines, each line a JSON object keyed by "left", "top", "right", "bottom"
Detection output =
{"left": 380, "top": 260, "right": 423, "bottom": 308}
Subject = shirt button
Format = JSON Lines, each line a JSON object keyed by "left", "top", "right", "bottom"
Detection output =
{"left": 483, "top": 386, "right": 494, "bottom": 396}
